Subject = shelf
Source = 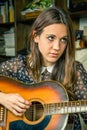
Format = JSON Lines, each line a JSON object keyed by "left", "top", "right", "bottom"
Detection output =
{"left": 0, "top": 55, "right": 13, "bottom": 63}
{"left": 17, "top": 19, "right": 35, "bottom": 25}
{"left": 69, "top": 10, "right": 87, "bottom": 18}
{"left": 21, "top": 11, "right": 41, "bottom": 20}
{"left": 18, "top": 11, "right": 41, "bottom": 24}
{"left": 0, "top": 22, "right": 14, "bottom": 29}
{"left": 18, "top": 9, "right": 87, "bottom": 25}
{"left": 75, "top": 48, "right": 87, "bottom": 50}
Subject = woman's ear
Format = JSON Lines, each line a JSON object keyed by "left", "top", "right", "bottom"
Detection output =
{"left": 33, "top": 30, "right": 39, "bottom": 43}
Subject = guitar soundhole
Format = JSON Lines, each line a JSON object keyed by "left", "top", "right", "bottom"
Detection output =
{"left": 25, "top": 101, "right": 44, "bottom": 122}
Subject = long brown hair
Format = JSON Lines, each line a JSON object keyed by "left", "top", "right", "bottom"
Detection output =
{"left": 26, "top": 6, "right": 76, "bottom": 87}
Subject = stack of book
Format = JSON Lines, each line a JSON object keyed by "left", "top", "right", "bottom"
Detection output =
{"left": 0, "top": 27, "right": 15, "bottom": 56}
{"left": 4, "top": 28, "right": 15, "bottom": 56}
{"left": 0, "top": 0, "right": 14, "bottom": 23}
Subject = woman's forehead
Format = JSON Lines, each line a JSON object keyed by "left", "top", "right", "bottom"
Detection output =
{"left": 42, "top": 24, "right": 67, "bottom": 36}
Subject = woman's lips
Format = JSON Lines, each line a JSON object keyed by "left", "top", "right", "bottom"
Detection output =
{"left": 50, "top": 53, "right": 59, "bottom": 57}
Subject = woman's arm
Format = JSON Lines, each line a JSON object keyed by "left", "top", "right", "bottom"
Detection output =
{"left": 0, "top": 55, "right": 31, "bottom": 116}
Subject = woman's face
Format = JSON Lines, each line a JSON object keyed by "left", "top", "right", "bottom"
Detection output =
{"left": 34, "top": 24, "right": 68, "bottom": 66}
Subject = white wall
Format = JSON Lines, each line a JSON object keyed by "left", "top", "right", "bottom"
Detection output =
{"left": 79, "top": 17, "right": 87, "bottom": 30}
{"left": 75, "top": 49, "right": 87, "bottom": 71}
{"left": 75, "top": 17, "right": 87, "bottom": 71}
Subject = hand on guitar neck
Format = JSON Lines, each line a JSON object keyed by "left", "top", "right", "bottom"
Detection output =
{"left": 0, "top": 92, "right": 31, "bottom": 116}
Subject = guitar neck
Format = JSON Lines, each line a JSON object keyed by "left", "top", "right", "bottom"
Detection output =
{"left": 45, "top": 100, "right": 87, "bottom": 115}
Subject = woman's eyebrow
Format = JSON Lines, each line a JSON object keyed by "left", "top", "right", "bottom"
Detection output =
{"left": 46, "top": 34, "right": 56, "bottom": 37}
{"left": 61, "top": 36, "right": 68, "bottom": 38}
{"left": 46, "top": 34, "right": 68, "bottom": 38}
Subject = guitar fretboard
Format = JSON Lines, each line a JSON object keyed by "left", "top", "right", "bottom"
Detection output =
{"left": 44, "top": 100, "right": 87, "bottom": 115}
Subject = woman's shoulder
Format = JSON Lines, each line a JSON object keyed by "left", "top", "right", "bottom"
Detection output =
{"left": 12, "top": 47, "right": 29, "bottom": 63}
{"left": 9, "top": 54, "right": 27, "bottom": 63}
{"left": 0, "top": 54, "right": 27, "bottom": 68}
{"left": 76, "top": 61, "right": 84, "bottom": 68}
{"left": 17, "top": 54, "right": 26, "bottom": 61}
{"left": 75, "top": 61, "right": 87, "bottom": 76}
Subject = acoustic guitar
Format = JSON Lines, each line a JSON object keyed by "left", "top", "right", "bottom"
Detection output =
{"left": 0, "top": 75, "right": 87, "bottom": 130}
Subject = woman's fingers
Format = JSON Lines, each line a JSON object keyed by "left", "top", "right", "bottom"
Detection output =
{"left": 0, "top": 93, "right": 31, "bottom": 116}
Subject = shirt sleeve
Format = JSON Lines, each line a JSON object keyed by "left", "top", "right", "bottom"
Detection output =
{"left": 73, "top": 61, "right": 87, "bottom": 100}
{"left": 0, "top": 55, "right": 25, "bottom": 79}
{"left": 72, "top": 61, "right": 87, "bottom": 124}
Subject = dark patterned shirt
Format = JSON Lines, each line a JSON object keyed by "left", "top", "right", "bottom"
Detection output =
{"left": 0, "top": 54, "right": 87, "bottom": 130}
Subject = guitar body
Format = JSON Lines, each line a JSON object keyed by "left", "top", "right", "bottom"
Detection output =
{"left": 0, "top": 76, "right": 69, "bottom": 130}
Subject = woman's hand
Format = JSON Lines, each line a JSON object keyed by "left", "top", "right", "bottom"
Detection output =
{"left": 0, "top": 92, "right": 31, "bottom": 116}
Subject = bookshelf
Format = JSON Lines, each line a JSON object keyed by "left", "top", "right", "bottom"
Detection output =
{"left": 0, "top": 0, "right": 87, "bottom": 62}
{"left": 0, "top": 0, "right": 15, "bottom": 57}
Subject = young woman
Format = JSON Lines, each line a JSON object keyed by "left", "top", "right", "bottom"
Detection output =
{"left": 0, "top": 6, "right": 87, "bottom": 130}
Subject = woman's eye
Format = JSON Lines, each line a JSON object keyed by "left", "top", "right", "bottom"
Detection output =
{"left": 60, "top": 37, "right": 68, "bottom": 44}
{"left": 48, "top": 36, "right": 54, "bottom": 41}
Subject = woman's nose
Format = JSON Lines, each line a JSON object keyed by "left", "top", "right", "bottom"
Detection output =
{"left": 53, "top": 40, "right": 60, "bottom": 50}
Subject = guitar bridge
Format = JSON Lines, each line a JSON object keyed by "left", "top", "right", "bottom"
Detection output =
{"left": 0, "top": 105, "right": 7, "bottom": 129}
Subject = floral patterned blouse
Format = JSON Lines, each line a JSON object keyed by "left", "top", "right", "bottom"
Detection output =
{"left": 0, "top": 54, "right": 87, "bottom": 130}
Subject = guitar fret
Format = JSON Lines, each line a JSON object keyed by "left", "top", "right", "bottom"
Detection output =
{"left": 68, "top": 101, "right": 71, "bottom": 113}
{"left": 76, "top": 101, "right": 81, "bottom": 112}
{"left": 60, "top": 102, "right": 65, "bottom": 114}
{"left": 49, "top": 104, "right": 55, "bottom": 114}
{"left": 80, "top": 100, "right": 87, "bottom": 112}
{"left": 85, "top": 100, "right": 87, "bottom": 111}
{"left": 58, "top": 102, "right": 61, "bottom": 113}
{"left": 45, "top": 104, "right": 49, "bottom": 115}
{"left": 56, "top": 103, "right": 61, "bottom": 114}
{"left": 72, "top": 101, "right": 76, "bottom": 112}
{"left": 64, "top": 102, "right": 68, "bottom": 113}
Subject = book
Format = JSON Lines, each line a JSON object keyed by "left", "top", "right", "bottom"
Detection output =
{"left": 5, "top": 47, "right": 15, "bottom": 56}
{"left": 4, "top": 28, "right": 15, "bottom": 47}
{"left": 0, "top": 0, "right": 9, "bottom": 23}
{"left": 4, "top": 33, "right": 15, "bottom": 47}
{"left": 8, "top": 0, "right": 14, "bottom": 22}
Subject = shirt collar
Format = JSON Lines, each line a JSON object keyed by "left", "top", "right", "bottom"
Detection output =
{"left": 41, "top": 64, "right": 55, "bottom": 73}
